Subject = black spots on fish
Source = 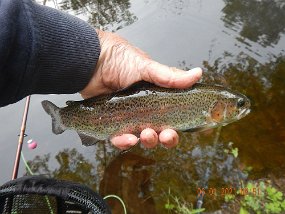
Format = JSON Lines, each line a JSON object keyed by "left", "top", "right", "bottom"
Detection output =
{"left": 121, "top": 102, "right": 132, "bottom": 109}
{"left": 48, "top": 83, "right": 250, "bottom": 146}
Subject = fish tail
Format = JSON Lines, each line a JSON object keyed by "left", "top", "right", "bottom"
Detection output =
{"left": 41, "top": 100, "right": 66, "bottom": 135}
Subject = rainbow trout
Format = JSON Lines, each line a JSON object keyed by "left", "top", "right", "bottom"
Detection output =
{"left": 42, "top": 82, "right": 250, "bottom": 146}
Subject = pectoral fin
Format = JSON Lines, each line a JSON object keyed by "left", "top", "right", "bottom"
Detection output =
{"left": 77, "top": 132, "right": 99, "bottom": 146}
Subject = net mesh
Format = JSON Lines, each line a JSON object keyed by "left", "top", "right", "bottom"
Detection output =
{"left": 0, "top": 176, "right": 111, "bottom": 214}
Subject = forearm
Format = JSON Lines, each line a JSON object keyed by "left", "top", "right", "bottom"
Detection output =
{"left": 0, "top": 0, "right": 100, "bottom": 107}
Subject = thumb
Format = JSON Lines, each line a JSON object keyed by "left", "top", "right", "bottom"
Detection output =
{"left": 141, "top": 61, "right": 202, "bottom": 88}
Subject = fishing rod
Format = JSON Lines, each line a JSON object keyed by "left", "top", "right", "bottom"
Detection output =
{"left": 11, "top": 0, "right": 48, "bottom": 181}
{"left": 12, "top": 96, "right": 31, "bottom": 179}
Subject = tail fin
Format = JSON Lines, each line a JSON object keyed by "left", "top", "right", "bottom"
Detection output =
{"left": 41, "top": 100, "right": 66, "bottom": 135}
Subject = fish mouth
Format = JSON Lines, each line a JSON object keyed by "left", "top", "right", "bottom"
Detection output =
{"left": 237, "top": 108, "right": 251, "bottom": 120}
{"left": 220, "top": 108, "right": 251, "bottom": 127}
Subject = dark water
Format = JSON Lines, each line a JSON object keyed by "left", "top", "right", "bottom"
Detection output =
{"left": 1, "top": 0, "right": 285, "bottom": 213}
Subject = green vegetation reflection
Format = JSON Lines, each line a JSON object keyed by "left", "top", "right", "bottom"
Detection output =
{"left": 60, "top": 0, "right": 137, "bottom": 31}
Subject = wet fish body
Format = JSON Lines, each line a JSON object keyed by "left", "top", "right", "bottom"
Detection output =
{"left": 42, "top": 82, "right": 250, "bottom": 146}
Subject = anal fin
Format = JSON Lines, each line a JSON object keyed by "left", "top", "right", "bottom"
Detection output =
{"left": 181, "top": 123, "right": 218, "bottom": 133}
{"left": 77, "top": 132, "right": 99, "bottom": 146}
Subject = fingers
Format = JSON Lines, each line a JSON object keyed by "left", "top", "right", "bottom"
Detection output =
{"left": 111, "top": 128, "right": 179, "bottom": 150}
{"left": 159, "top": 129, "right": 179, "bottom": 148}
{"left": 111, "top": 134, "right": 138, "bottom": 150}
{"left": 142, "top": 61, "right": 202, "bottom": 89}
{"left": 140, "top": 128, "right": 158, "bottom": 148}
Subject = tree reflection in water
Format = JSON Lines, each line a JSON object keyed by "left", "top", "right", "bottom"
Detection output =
{"left": 60, "top": 0, "right": 137, "bottom": 31}
{"left": 222, "top": 0, "right": 285, "bottom": 47}
{"left": 202, "top": 53, "right": 285, "bottom": 176}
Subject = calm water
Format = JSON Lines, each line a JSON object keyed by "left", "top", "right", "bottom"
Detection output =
{"left": 1, "top": 0, "right": 285, "bottom": 213}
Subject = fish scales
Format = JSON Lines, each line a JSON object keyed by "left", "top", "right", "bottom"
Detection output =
{"left": 42, "top": 82, "right": 251, "bottom": 146}
{"left": 63, "top": 86, "right": 218, "bottom": 135}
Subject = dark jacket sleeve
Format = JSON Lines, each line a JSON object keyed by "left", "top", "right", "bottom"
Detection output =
{"left": 0, "top": 0, "right": 101, "bottom": 107}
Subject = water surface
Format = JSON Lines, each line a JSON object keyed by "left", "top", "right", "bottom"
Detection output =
{"left": 1, "top": 0, "right": 285, "bottom": 213}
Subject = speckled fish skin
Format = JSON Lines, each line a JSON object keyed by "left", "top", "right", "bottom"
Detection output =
{"left": 42, "top": 82, "right": 251, "bottom": 146}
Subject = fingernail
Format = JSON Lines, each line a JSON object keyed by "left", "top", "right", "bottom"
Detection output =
{"left": 187, "top": 67, "right": 203, "bottom": 75}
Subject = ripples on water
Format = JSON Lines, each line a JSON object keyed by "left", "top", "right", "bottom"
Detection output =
{"left": 0, "top": 0, "right": 285, "bottom": 213}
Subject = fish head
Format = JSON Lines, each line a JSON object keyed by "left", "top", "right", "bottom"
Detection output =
{"left": 209, "top": 90, "right": 251, "bottom": 125}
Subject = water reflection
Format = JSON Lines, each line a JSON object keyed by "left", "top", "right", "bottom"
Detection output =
{"left": 1, "top": 0, "right": 285, "bottom": 212}
{"left": 26, "top": 130, "right": 247, "bottom": 212}
{"left": 100, "top": 153, "right": 156, "bottom": 214}
{"left": 26, "top": 148, "right": 99, "bottom": 189}
{"left": 23, "top": 52, "right": 285, "bottom": 212}
{"left": 22, "top": 47, "right": 285, "bottom": 212}
{"left": 222, "top": 0, "right": 285, "bottom": 47}
{"left": 60, "top": 0, "right": 137, "bottom": 31}
{"left": 26, "top": 148, "right": 157, "bottom": 213}
{"left": 203, "top": 53, "right": 285, "bottom": 177}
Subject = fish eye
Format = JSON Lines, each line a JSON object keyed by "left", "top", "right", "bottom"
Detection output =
{"left": 237, "top": 99, "right": 245, "bottom": 108}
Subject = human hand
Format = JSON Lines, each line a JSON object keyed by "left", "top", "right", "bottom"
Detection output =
{"left": 80, "top": 29, "right": 202, "bottom": 150}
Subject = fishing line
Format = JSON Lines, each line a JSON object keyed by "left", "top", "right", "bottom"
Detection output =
{"left": 21, "top": 152, "right": 33, "bottom": 175}
{"left": 103, "top": 195, "right": 127, "bottom": 214}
